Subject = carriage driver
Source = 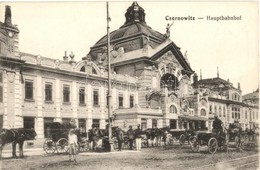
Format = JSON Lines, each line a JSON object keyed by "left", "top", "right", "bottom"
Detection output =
{"left": 212, "top": 115, "right": 224, "bottom": 138}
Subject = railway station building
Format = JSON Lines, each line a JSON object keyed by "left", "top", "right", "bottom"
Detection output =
{"left": 0, "top": 3, "right": 258, "bottom": 139}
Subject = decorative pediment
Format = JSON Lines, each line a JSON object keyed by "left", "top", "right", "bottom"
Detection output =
{"left": 151, "top": 42, "right": 193, "bottom": 76}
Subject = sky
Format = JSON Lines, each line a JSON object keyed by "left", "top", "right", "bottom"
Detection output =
{"left": 0, "top": 1, "right": 258, "bottom": 95}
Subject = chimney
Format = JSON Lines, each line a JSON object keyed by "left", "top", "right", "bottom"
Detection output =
{"left": 217, "top": 66, "right": 219, "bottom": 78}
{"left": 238, "top": 82, "right": 240, "bottom": 90}
{"left": 5, "top": 5, "right": 12, "bottom": 26}
{"left": 193, "top": 73, "right": 198, "bottom": 86}
{"left": 200, "top": 69, "right": 202, "bottom": 80}
{"left": 63, "top": 51, "right": 68, "bottom": 61}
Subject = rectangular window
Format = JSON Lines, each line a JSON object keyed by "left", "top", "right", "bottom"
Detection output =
{"left": 93, "top": 90, "right": 99, "bottom": 106}
{"left": 93, "top": 119, "right": 100, "bottom": 128}
{"left": 78, "top": 119, "right": 86, "bottom": 133}
{"left": 152, "top": 119, "right": 157, "bottom": 128}
{"left": 79, "top": 87, "right": 85, "bottom": 105}
{"left": 119, "top": 94, "right": 123, "bottom": 108}
{"left": 223, "top": 107, "right": 225, "bottom": 117}
{"left": 130, "top": 95, "right": 134, "bottom": 108}
{"left": 23, "top": 117, "right": 35, "bottom": 129}
{"left": 170, "top": 119, "right": 177, "bottom": 129}
{"left": 141, "top": 118, "right": 147, "bottom": 130}
{"left": 63, "top": 85, "right": 70, "bottom": 103}
{"left": 25, "top": 80, "right": 33, "bottom": 100}
{"left": 45, "top": 83, "right": 52, "bottom": 101}
{"left": 44, "top": 118, "right": 54, "bottom": 138}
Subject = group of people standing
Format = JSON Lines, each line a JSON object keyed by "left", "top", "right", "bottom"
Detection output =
{"left": 117, "top": 124, "right": 142, "bottom": 151}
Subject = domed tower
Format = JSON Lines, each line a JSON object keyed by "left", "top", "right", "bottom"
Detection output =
{"left": 85, "top": 2, "right": 167, "bottom": 65}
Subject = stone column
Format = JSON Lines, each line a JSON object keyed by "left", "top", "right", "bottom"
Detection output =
{"left": 176, "top": 119, "right": 179, "bottom": 129}
{"left": 147, "top": 119, "right": 152, "bottom": 128}
{"left": 55, "top": 79, "right": 61, "bottom": 122}
{"left": 99, "top": 85, "right": 105, "bottom": 129}
{"left": 36, "top": 75, "right": 43, "bottom": 138}
{"left": 86, "top": 83, "right": 92, "bottom": 131}
{"left": 3, "top": 71, "right": 8, "bottom": 128}
{"left": 71, "top": 81, "right": 78, "bottom": 125}
{"left": 124, "top": 89, "right": 128, "bottom": 108}
{"left": 157, "top": 119, "right": 163, "bottom": 128}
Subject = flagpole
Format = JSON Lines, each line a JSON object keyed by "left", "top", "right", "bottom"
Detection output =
{"left": 107, "top": 1, "right": 114, "bottom": 152}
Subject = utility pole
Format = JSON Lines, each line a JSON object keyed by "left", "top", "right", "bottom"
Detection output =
{"left": 107, "top": 2, "right": 114, "bottom": 152}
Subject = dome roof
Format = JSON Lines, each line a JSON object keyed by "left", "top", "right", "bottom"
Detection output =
{"left": 93, "top": 23, "right": 166, "bottom": 48}
{"left": 90, "top": 2, "right": 166, "bottom": 49}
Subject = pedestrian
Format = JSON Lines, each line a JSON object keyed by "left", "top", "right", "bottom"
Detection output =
{"left": 68, "top": 129, "right": 78, "bottom": 163}
{"left": 127, "top": 125, "right": 134, "bottom": 150}
{"left": 116, "top": 127, "right": 124, "bottom": 151}
{"left": 89, "top": 124, "right": 98, "bottom": 151}
{"left": 135, "top": 124, "right": 142, "bottom": 151}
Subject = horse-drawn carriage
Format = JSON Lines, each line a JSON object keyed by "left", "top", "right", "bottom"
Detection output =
{"left": 226, "top": 124, "right": 246, "bottom": 150}
{"left": 169, "top": 129, "right": 189, "bottom": 145}
{"left": 243, "top": 128, "right": 259, "bottom": 147}
{"left": 43, "top": 122, "right": 89, "bottom": 154}
{"left": 190, "top": 130, "right": 228, "bottom": 154}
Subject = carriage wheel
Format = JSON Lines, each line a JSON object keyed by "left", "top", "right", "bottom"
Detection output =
{"left": 168, "top": 136, "right": 174, "bottom": 146}
{"left": 56, "top": 138, "right": 69, "bottom": 154}
{"left": 189, "top": 136, "right": 195, "bottom": 145}
{"left": 208, "top": 137, "right": 218, "bottom": 154}
{"left": 191, "top": 137, "right": 199, "bottom": 152}
{"left": 43, "top": 139, "right": 56, "bottom": 154}
{"left": 179, "top": 134, "right": 186, "bottom": 145}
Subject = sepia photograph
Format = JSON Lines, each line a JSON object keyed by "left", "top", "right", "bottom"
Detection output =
{"left": 0, "top": 1, "right": 259, "bottom": 169}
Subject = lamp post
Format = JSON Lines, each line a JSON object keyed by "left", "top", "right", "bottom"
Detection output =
{"left": 106, "top": 2, "right": 114, "bottom": 152}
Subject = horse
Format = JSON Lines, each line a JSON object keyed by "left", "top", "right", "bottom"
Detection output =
{"left": 0, "top": 128, "right": 37, "bottom": 159}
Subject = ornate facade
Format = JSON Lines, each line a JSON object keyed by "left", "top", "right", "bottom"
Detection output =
{"left": 0, "top": 3, "right": 258, "bottom": 139}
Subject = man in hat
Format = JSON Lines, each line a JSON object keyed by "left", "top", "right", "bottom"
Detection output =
{"left": 212, "top": 115, "right": 223, "bottom": 138}
{"left": 135, "top": 124, "right": 142, "bottom": 151}
{"left": 127, "top": 125, "right": 134, "bottom": 150}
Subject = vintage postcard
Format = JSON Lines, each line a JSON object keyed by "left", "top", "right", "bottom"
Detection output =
{"left": 0, "top": 1, "right": 259, "bottom": 170}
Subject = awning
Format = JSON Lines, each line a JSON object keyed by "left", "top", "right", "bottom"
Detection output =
{"left": 178, "top": 115, "right": 208, "bottom": 121}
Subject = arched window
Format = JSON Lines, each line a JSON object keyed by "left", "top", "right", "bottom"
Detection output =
{"left": 201, "top": 108, "right": 206, "bottom": 116}
{"left": 170, "top": 105, "right": 177, "bottom": 114}
{"left": 80, "top": 66, "right": 85, "bottom": 72}
{"left": 223, "top": 107, "right": 226, "bottom": 117}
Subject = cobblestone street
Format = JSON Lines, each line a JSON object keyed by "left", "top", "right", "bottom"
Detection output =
{"left": 1, "top": 145, "right": 259, "bottom": 170}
